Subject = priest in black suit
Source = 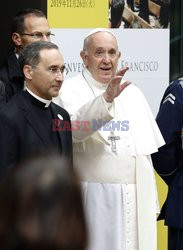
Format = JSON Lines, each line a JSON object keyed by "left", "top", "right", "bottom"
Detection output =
{"left": 0, "top": 41, "right": 73, "bottom": 177}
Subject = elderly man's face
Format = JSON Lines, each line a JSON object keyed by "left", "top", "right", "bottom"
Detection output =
{"left": 81, "top": 32, "right": 121, "bottom": 84}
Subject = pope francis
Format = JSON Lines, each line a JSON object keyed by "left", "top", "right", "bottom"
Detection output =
{"left": 54, "top": 28, "right": 165, "bottom": 250}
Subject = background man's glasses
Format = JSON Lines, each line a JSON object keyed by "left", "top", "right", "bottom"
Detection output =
{"left": 20, "top": 32, "right": 55, "bottom": 39}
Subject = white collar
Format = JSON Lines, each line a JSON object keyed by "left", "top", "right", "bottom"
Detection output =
{"left": 83, "top": 68, "right": 108, "bottom": 90}
{"left": 26, "top": 87, "right": 52, "bottom": 108}
{"left": 15, "top": 53, "right": 19, "bottom": 59}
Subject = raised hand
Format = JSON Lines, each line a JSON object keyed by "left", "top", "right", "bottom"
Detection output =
{"left": 103, "top": 67, "right": 131, "bottom": 103}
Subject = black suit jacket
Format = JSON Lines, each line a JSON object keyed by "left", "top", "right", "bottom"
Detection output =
{"left": 0, "top": 49, "right": 24, "bottom": 109}
{"left": 0, "top": 90, "right": 73, "bottom": 177}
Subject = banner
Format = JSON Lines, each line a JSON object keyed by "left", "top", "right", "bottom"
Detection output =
{"left": 48, "top": 0, "right": 108, "bottom": 28}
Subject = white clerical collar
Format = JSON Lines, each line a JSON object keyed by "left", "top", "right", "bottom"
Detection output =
{"left": 26, "top": 87, "right": 51, "bottom": 108}
{"left": 14, "top": 48, "right": 19, "bottom": 59}
{"left": 83, "top": 68, "right": 108, "bottom": 90}
{"left": 15, "top": 53, "right": 19, "bottom": 59}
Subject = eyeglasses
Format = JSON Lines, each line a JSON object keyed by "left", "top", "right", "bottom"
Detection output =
{"left": 32, "top": 65, "right": 67, "bottom": 77}
{"left": 20, "top": 32, "right": 55, "bottom": 39}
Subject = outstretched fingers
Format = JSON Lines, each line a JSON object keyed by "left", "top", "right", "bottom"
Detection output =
{"left": 103, "top": 67, "right": 131, "bottom": 103}
{"left": 120, "top": 80, "right": 131, "bottom": 92}
{"left": 116, "top": 66, "right": 129, "bottom": 77}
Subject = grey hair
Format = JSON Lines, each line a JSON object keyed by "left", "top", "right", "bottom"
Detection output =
{"left": 18, "top": 41, "right": 59, "bottom": 71}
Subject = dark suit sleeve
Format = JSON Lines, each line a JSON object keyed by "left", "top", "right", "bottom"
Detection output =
{"left": 0, "top": 112, "right": 19, "bottom": 177}
{"left": 0, "top": 80, "right": 6, "bottom": 110}
{"left": 152, "top": 81, "right": 183, "bottom": 185}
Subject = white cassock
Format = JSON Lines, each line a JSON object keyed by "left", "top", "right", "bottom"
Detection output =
{"left": 53, "top": 68, "right": 165, "bottom": 250}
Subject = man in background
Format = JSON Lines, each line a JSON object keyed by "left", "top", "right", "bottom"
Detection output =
{"left": 0, "top": 8, "right": 53, "bottom": 109}
{"left": 152, "top": 77, "right": 183, "bottom": 250}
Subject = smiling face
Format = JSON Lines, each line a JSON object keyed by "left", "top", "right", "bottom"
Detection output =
{"left": 80, "top": 31, "right": 121, "bottom": 84}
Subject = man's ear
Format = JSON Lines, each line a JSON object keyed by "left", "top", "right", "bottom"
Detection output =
{"left": 118, "top": 51, "right": 121, "bottom": 59}
{"left": 23, "top": 65, "right": 33, "bottom": 80}
{"left": 12, "top": 32, "right": 22, "bottom": 47}
{"left": 80, "top": 51, "right": 88, "bottom": 68}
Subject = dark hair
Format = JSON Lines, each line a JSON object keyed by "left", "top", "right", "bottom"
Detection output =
{"left": 18, "top": 41, "right": 59, "bottom": 71}
{"left": 11, "top": 9, "right": 47, "bottom": 34}
{"left": 110, "top": 0, "right": 125, "bottom": 28}
{"left": 0, "top": 152, "right": 87, "bottom": 250}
